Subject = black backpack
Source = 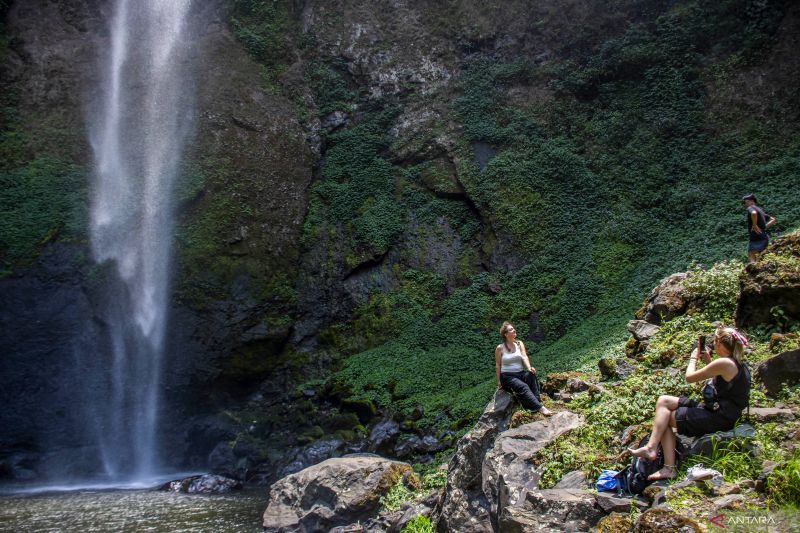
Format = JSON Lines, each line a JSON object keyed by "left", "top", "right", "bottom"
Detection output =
{"left": 616, "top": 434, "right": 686, "bottom": 496}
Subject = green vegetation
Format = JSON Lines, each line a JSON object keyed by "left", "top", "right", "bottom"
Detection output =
{"left": 401, "top": 516, "right": 434, "bottom": 533}
{"left": 310, "top": 0, "right": 800, "bottom": 436}
{"left": 380, "top": 468, "right": 447, "bottom": 514}
{"left": 226, "top": 0, "right": 293, "bottom": 89}
{"left": 531, "top": 240, "right": 800, "bottom": 517}
{"left": 0, "top": 74, "right": 86, "bottom": 272}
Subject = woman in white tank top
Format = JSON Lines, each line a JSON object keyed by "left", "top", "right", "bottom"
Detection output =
{"left": 494, "top": 321, "right": 552, "bottom": 416}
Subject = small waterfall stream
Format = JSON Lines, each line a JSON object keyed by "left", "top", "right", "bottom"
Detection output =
{"left": 88, "top": 0, "right": 195, "bottom": 481}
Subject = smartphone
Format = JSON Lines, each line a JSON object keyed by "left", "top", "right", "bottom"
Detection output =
{"left": 698, "top": 335, "right": 706, "bottom": 352}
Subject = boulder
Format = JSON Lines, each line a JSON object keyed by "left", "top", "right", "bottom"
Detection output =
{"left": 636, "top": 272, "right": 690, "bottom": 325}
{"left": 627, "top": 320, "right": 660, "bottom": 342}
{"left": 542, "top": 372, "right": 589, "bottom": 396}
{"left": 369, "top": 419, "right": 401, "bottom": 453}
{"left": 598, "top": 358, "right": 635, "bottom": 380}
{"left": 160, "top": 474, "right": 242, "bottom": 494}
{"left": 262, "top": 456, "right": 411, "bottom": 533}
{"left": 566, "top": 378, "right": 590, "bottom": 393}
{"left": 432, "top": 390, "right": 514, "bottom": 533}
{"left": 678, "top": 424, "right": 756, "bottom": 458}
{"left": 755, "top": 349, "right": 800, "bottom": 397}
{"left": 735, "top": 233, "right": 800, "bottom": 328}
{"left": 482, "top": 412, "right": 584, "bottom": 524}
{"left": 498, "top": 489, "right": 605, "bottom": 533}
{"left": 279, "top": 439, "right": 346, "bottom": 477}
{"left": 208, "top": 442, "right": 239, "bottom": 479}
{"left": 596, "top": 512, "right": 634, "bottom": 532}
{"left": 713, "top": 494, "right": 746, "bottom": 511}
{"left": 748, "top": 407, "right": 795, "bottom": 422}
{"left": 553, "top": 470, "right": 588, "bottom": 489}
{"left": 634, "top": 508, "right": 703, "bottom": 532}
{"left": 595, "top": 492, "right": 649, "bottom": 513}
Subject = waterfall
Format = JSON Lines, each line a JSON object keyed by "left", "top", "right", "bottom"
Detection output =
{"left": 88, "top": 0, "right": 195, "bottom": 481}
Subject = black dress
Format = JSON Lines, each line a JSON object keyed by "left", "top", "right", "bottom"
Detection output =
{"left": 675, "top": 360, "right": 750, "bottom": 438}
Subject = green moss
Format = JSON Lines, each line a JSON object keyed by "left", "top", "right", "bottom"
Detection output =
{"left": 226, "top": 0, "right": 293, "bottom": 90}
{"left": 0, "top": 82, "right": 87, "bottom": 269}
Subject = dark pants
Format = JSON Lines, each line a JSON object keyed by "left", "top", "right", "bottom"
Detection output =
{"left": 501, "top": 371, "right": 542, "bottom": 412}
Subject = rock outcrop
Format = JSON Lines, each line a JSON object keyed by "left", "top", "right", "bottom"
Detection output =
{"left": 635, "top": 272, "right": 690, "bottom": 325}
{"left": 755, "top": 349, "right": 800, "bottom": 397}
{"left": 432, "top": 391, "right": 591, "bottom": 533}
{"left": 735, "top": 233, "right": 800, "bottom": 328}
{"left": 499, "top": 488, "right": 605, "bottom": 533}
{"left": 482, "top": 412, "right": 584, "bottom": 527}
{"left": 262, "top": 455, "right": 411, "bottom": 533}
{"left": 432, "top": 390, "right": 515, "bottom": 533}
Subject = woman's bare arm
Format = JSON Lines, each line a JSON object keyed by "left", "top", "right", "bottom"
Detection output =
{"left": 685, "top": 351, "right": 737, "bottom": 383}
{"left": 495, "top": 346, "right": 503, "bottom": 387}
{"left": 519, "top": 341, "right": 535, "bottom": 373}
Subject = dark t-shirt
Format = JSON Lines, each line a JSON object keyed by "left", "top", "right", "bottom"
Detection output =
{"left": 747, "top": 206, "right": 769, "bottom": 241}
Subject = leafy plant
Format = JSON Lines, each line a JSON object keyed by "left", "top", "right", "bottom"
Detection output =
{"left": 402, "top": 515, "right": 434, "bottom": 533}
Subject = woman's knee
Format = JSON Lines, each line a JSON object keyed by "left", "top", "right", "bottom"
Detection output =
{"left": 656, "top": 395, "right": 679, "bottom": 410}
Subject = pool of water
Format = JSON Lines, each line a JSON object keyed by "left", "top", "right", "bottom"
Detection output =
{"left": 0, "top": 486, "right": 267, "bottom": 533}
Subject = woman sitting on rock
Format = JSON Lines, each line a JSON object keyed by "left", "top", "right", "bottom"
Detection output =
{"left": 495, "top": 321, "right": 553, "bottom": 416}
{"left": 628, "top": 326, "right": 751, "bottom": 480}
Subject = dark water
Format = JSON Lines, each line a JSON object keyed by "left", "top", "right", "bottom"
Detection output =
{"left": 0, "top": 487, "right": 266, "bottom": 533}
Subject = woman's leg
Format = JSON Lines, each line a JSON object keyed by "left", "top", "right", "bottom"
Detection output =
{"left": 502, "top": 374, "right": 544, "bottom": 412}
{"left": 649, "top": 413, "right": 678, "bottom": 480}
{"left": 628, "top": 395, "right": 680, "bottom": 460}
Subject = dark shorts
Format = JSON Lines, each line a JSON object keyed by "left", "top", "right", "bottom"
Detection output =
{"left": 675, "top": 397, "right": 738, "bottom": 437}
{"left": 749, "top": 235, "right": 769, "bottom": 252}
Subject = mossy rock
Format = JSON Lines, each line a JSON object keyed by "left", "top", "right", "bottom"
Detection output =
{"left": 323, "top": 412, "right": 362, "bottom": 432}
{"left": 634, "top": 508, "right": 704, "bottom": 532}
{"left": 736, "top": 232, "right": 800, "bottom": 328}
{"left": 596, "top": 512, "right": 633, "bottom": 533}
{"left": 341, "top": 398, "right": 378, "bottom": 423}
{"left": 542, "top": 372, "right": 592, "bottom": 395}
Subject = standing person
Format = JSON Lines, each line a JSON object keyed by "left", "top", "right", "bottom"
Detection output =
{"left": 627, "top": 326, "right": 751, "bottom": 480}
{"left": 743, "top": 194, "right": 776, "bottom": 263}
{"left": 495, "top": 321, "right": 553, "bottom": 416}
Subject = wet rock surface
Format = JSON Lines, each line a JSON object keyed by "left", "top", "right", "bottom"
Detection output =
{"left": 160, "top": 474, "right": 243, "bottom": 494}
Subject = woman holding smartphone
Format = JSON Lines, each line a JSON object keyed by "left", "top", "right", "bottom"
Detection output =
{"left": 627, "top": 326, "right": 750, "bottom": 480}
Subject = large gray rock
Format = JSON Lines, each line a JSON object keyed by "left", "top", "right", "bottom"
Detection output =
{"left": 498, "top": 489, "right": 605, "bottom": 533}
{"left": 432, "top": 390, "right": 515, "bottom": 533}
{"left": 279, "top": 439, "right": 346, "bottom": 478}
{"left": 756, "top": 349, "right": 800, "bottom": 397}
{"left": 553, "top": 470, "right": 588, "bottom": 489}
{"left": 748, "top": 407, "right": 795, "bottom": 422}
{"left": 627, "top": 320, "right": 660, "bottom": 342}
{"left": 482, "top": 412, "right": 585, "bottom": 525}
{"left": 262, "top": 456, "right": 411, "bottom": 533}
{"left": 678, "top": 424, "right": 756, "bottom": 458}
{"left": 595, "top": 492, "right": 649, "bottom": 513}
{"left": 637, "top": 272, "right": 690, "bottom": 325}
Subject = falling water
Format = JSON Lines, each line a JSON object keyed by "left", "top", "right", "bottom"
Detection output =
{"left": 87, "top": 0, "right": 195, "bottom": 481}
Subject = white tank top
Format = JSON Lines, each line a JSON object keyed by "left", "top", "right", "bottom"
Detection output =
{"left": 500, "top": 342, "right": 524, "bottom": 372}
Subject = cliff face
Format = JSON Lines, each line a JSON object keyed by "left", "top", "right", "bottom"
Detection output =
{"left": 1, "top": 0, "right": 799, "bottom": 481}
